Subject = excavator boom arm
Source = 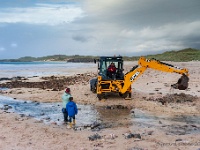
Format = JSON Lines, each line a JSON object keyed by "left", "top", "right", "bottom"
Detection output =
{"left": 138, "top": 57, "right": 189, "bottom": 76}
{"left": 118, "top": 57, "right": 189, "bottom": 94}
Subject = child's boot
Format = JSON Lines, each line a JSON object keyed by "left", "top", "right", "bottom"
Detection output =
{"left": 70, "top": 122, "right": 73, "bottom": 128}
{"left": 72, "top": 119, "right": 76, "bottom": 125}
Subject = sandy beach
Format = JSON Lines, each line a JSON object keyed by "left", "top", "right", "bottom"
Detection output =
{"left": 0, "top": 61, "right": 200, "bottom": 150}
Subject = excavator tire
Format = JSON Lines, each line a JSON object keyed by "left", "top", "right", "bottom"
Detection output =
{"left": 97, "top": 94, "right": 104, "bottom": 100}
{"left": 171, "top": 74, "right": 189, "bottom": 90}
{"left": 119, "top": 92, "right": 131, "bottom": 99}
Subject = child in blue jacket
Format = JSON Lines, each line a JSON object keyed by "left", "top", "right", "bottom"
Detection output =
{"left": 66, "top": 97, "right": 78, "bottom": 127}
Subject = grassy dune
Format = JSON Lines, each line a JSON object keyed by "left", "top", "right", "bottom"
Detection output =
{"left": 0, "top": 48, "right": 199, "bottom": 62}
{"left": 146, "top": 48, "right": 200, "bottom": 61}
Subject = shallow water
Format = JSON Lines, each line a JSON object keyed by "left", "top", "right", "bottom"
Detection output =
{"left": 0, "top": 62, "right": 95, "bottom": 78}
{"left": 0, "top": 95, "right": 99, "bottom": 126}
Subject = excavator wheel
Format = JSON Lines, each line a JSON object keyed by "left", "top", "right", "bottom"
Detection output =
{"left": 119, "top": 92, "right": 132, "bottom": 99}
{"left": 97, "top": 94, "right": 104, "bottom": 100}
{"left": 171, "top": 74, "right": 189, "bottom": 90}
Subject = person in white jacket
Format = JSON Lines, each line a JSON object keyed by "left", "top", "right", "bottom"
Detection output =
{"left": 61, "top": 88, "right": 71, "bottom": 123}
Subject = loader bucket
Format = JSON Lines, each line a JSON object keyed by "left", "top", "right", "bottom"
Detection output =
{"left": 171, "top": 74, "right": 189, "bottom": 90}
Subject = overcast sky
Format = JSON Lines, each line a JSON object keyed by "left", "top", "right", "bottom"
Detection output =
{"left": 0, "top": 0, "right": 200, "bottom": 59}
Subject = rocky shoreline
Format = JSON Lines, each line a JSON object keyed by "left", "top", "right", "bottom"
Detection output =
{"left": 0, "top": 73, "right": 96, "bottom": 91}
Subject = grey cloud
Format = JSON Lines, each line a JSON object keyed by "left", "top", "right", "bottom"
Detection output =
{"left": 79, "top": 0, "right": 200, "bottom": 54}
{"left": 72, "top": 35, "right": 94, "bottom": 43}
{"left": 0, "top": 0, "right": 200, "bottom": 59}
{"left": 72, "top": 35, "right": 88, "bottom": 42}
{"left": 85, "top": 0, "right": 200, "bottom": 28}
{"left": 0, "top": 3, "right": 84, "bottom": 25}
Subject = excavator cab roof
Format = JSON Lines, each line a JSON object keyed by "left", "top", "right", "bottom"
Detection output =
{"left": 99, "top": 56, "right": 123, "bottom": 60}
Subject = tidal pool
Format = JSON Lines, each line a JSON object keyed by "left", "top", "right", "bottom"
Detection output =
{"left": 0, "top": 95, "right": 99, "bottom": 126}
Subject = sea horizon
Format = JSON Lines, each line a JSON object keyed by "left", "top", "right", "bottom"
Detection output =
{"left": 0, "top": 61, "right": 96, "bottom": 78}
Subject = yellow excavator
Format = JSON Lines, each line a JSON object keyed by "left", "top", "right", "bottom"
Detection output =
{"left": 90, "top": 56, "right": 189, "bottom": 100}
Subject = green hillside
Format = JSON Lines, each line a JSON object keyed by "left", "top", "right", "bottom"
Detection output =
{"left": 146, "top": 48, "right": 200, "bottom": 62}
{"left": 0, "top": 48, "right": 199, "bottom": 62}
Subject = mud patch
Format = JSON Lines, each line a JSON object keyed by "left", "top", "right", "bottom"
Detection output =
{"left": 147, "top": 93, "right": 198, "bottom": 104}
{"left": 165, "top": 124, "right": 200, "bottom": 135}
{"left": 131, "top": 109, "right": 200, "bottom": 135}
{"left": 96, "top": 106, "right": 131, "bottom": 128}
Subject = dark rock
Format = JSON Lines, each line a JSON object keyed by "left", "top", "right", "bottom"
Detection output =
{"left": 134, "top": 134, "right": 141, "bottom": 139}
{"left": 191, "top": 124, "right": 198, "bottom": 128}
{"left": 88, "top": 133, "right": 101, "bottom": 141}
{"left": 44, "top": 117, "right": 50, "bottom": 120}
{"left": 147, "top": 131, "right": 154, "bottom": 135}
{"left": 124, "top": 133, "right": 134, "bottom": 139}
{"left": 35, "top": 102, "right": 40, "bottom": 105}
{"left": 149, "top": 93, "right": 155, "bottom": 95}
{"left": 175, "top": 139, "right": 182, "bottom": 142}
{"left": 0, "top": 77, "right": 11, "bottom": 81}
{"left": 123, "top": 133, "right": 141, "bottom": 139}
{"left": 20, "top": 114, "right": 26, "bottom": 117}
{"left": 131, "top": 110, "right": 135, "bottom": 114}
{"left": 105, "top": 106, "right": 112, "bottom": 109}
{"left": 91, "top": 122, "right": 101, "bottom": 129}
{"left": 3, "top": 105, "right": 12, "bottom": 110}
{"left": 52, "top": 88, "right": 58, "bottom": 91}
{"left": 40, "top": 113, "right": 45, "bottom": 116}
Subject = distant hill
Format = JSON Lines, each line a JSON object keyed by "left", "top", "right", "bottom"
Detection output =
{"left": 0, "top": 55, "right": 97, "bottom": 62}
{"left": 0, "top": 48, "right": 199, "bottom": 62}
{"left": 145, "top": 48, "right": 200, "bottom": 62}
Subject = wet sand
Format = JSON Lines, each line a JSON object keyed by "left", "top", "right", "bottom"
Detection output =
{"left": 0, "top": 61, "right": 200, "bottom": 150}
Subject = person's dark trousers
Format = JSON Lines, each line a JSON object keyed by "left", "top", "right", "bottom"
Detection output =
{"left": 62, "top": 108, "right": 68, "bottom": 122}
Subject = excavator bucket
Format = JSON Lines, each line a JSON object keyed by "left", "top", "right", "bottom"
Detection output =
{"left": 171, "top": 74, "right": 189, "bottom": 90}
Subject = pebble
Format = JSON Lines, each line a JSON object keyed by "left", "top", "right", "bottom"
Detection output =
{"left": 3, "top": 105, "right": 12, "bottom": 110}
{"left": 175, "top": 139, "right": 182, "bottom": 142}
{"left": 147, "top": 131, "right": 154, "bottom": 135}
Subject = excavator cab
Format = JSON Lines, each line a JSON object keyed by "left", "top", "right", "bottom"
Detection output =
{"left": 98, "top": 56, "right": 124, "bottom": 80}
{"left": 90, "top": 56, "right": 130, "bottom": 100}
